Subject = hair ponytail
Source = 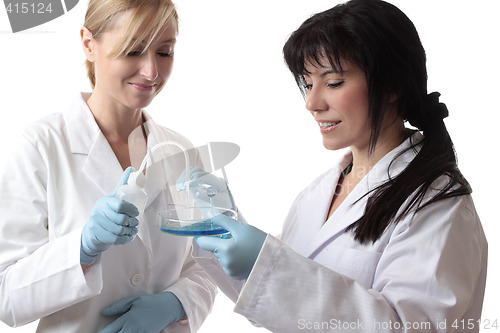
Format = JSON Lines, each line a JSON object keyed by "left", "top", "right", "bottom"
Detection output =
{"left": 408, "top": 92, "right": 448, "bottom": 130}
{"left": 348, "top": 93, "right": 471, "bottom": 244}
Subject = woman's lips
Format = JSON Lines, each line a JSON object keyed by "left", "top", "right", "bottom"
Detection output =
{"left": 318, "top": 120, "right": 341, "bottom": 133}
{"left": 129, "top": 83, "right": 156, "bottom": 92}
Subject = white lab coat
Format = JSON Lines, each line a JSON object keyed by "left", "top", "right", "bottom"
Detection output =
{"left": 198, "top": 132, "right": 488, "bottom": 332}
{"left": 0, "top": 93, "right": 217, "bottom": 332}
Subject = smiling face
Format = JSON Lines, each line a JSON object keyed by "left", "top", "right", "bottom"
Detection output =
{"left": 303, "top": 58, "right": 372, "bottom": 152}
{"left": 84, "top": 11, "right": 177, "bottom": 112}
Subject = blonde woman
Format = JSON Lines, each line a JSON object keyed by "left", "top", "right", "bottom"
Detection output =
{"left": 0, "top": 0, "right": 216, "bottom": 332}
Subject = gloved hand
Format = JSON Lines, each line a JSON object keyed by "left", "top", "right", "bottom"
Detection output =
{"left": 80, "top": 167, "right": 139, "bottom": 265}
{"left": 195, "top": 214, "right": 267, "bottom": 280}
{"left": 176, "top": 166, "right": 236, "bottom": 217}
{"left": 99, "top": 292, "right": 186, "bottom": 333}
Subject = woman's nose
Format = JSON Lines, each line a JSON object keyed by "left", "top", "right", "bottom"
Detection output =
{"left": 305, "top": 86, "right": 328, "bottom": 113}
{"left": 140, "top": 53, "right": 159, "bottom": 81}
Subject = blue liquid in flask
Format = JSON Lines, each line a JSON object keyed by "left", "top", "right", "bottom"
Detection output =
{"left": 161, "top": 221, "right": 229, "bottom": 236}
{"left": 160, "top": 198, "right": 230, "bottom": 237}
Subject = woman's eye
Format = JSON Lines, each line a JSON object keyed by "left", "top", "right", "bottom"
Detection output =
{"left": 126, "top": 51, "right": 142, "bottom": 57}
{"left": 158, "top": 51, "right": 173, "bottom": 58}
{"left": 327, "top": 80, "right": 344, "bottom": 88}
{"left": 125, "top": 49, "right": 173, "bottom": 57}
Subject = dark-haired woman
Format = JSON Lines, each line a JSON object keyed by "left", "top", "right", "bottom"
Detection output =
{"left": 192, "top": 0, "right": 487, "bottom": 331}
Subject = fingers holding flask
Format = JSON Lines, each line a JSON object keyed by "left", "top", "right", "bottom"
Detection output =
{"left": 176, "top": 166, "right": 236, "bottom": 211}
{"left": 195, "top": 214, "right": 267, "bottom": 280}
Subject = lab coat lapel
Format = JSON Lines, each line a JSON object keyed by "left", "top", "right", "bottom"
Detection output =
{"left": 297, "top": 151, "right": 363, "bottom": 258}
{"left": 64, "top": 93, "right": 123, "bottom": 195}
{"left": 288, "top": 153, "right": 350, "bottom": 256}
{"left": 305, "top": 173, "right": 372, "bottom": 259}
{"left": 83, "top": 134, "right": 124, "bottom": 194}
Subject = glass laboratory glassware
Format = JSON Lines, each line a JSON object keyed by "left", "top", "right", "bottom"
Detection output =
{"left": 159, "top": 204, "right": 236, "bottom": 237}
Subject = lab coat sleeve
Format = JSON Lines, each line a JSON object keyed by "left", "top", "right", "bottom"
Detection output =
{"left": 234, "top": 195, "right": 487, "bottom": 332}
{"left": 165, "top": 245, "right": 218, "bottom": 333}
{"left": 191, "top": 210, "right": 248, "bottom": 303}
{"left": 0, "top": 136, "right": 102, "bottom": 327}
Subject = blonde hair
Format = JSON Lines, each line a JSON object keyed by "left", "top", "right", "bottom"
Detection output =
{"left": 84, "top": 0, "right": 178, "bottom": 89}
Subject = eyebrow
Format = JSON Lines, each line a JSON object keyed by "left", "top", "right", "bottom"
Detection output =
{"left": 320, "top": 69, "right": 339, "bottom": 77}
{"left": 322, "top": 67, "right": 351, "bottom": 76}
{"left": 304, "top": 68, "right": 344, "bottom": 78}
{"left": 158, "top": 38, "right": 176, "bottom": 45}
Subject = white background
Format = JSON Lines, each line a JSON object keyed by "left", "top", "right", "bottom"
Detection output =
{"left": 1, "top": 0, "right": 499, "bottom": 332}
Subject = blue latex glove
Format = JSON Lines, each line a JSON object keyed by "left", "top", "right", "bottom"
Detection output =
{"left": 99, "top": 292, "right": 186, "bottom": 333}
{"left": 176, "top": 166, "right": 236, "bottom": 216}
{"left": 195, "top": 214, "right": 267, "bottom": 280}
{"left": 80, "top": 167, "right": 139, "bottom": 265}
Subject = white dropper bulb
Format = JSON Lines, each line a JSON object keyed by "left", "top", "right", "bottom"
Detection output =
{"left": 116, "top": 171, "right": 148, "bottom": 216}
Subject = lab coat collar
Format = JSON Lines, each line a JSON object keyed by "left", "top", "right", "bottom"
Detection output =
{"left": 64, "top": 92, "right": 101, "bottom": 156}
{"left": 305, "top": 132, "right": 423, "bottom": 258}
{"left": 63, "top": 93, "right": 123, "bottom": 195}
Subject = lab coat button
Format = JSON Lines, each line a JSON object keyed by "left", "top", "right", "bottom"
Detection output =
{"left": 131, "top": 274, "right": 144, "bottom": 286}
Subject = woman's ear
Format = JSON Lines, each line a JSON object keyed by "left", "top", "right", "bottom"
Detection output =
{"left": 81, "top": 27, "right": 95, "bottom": 62}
